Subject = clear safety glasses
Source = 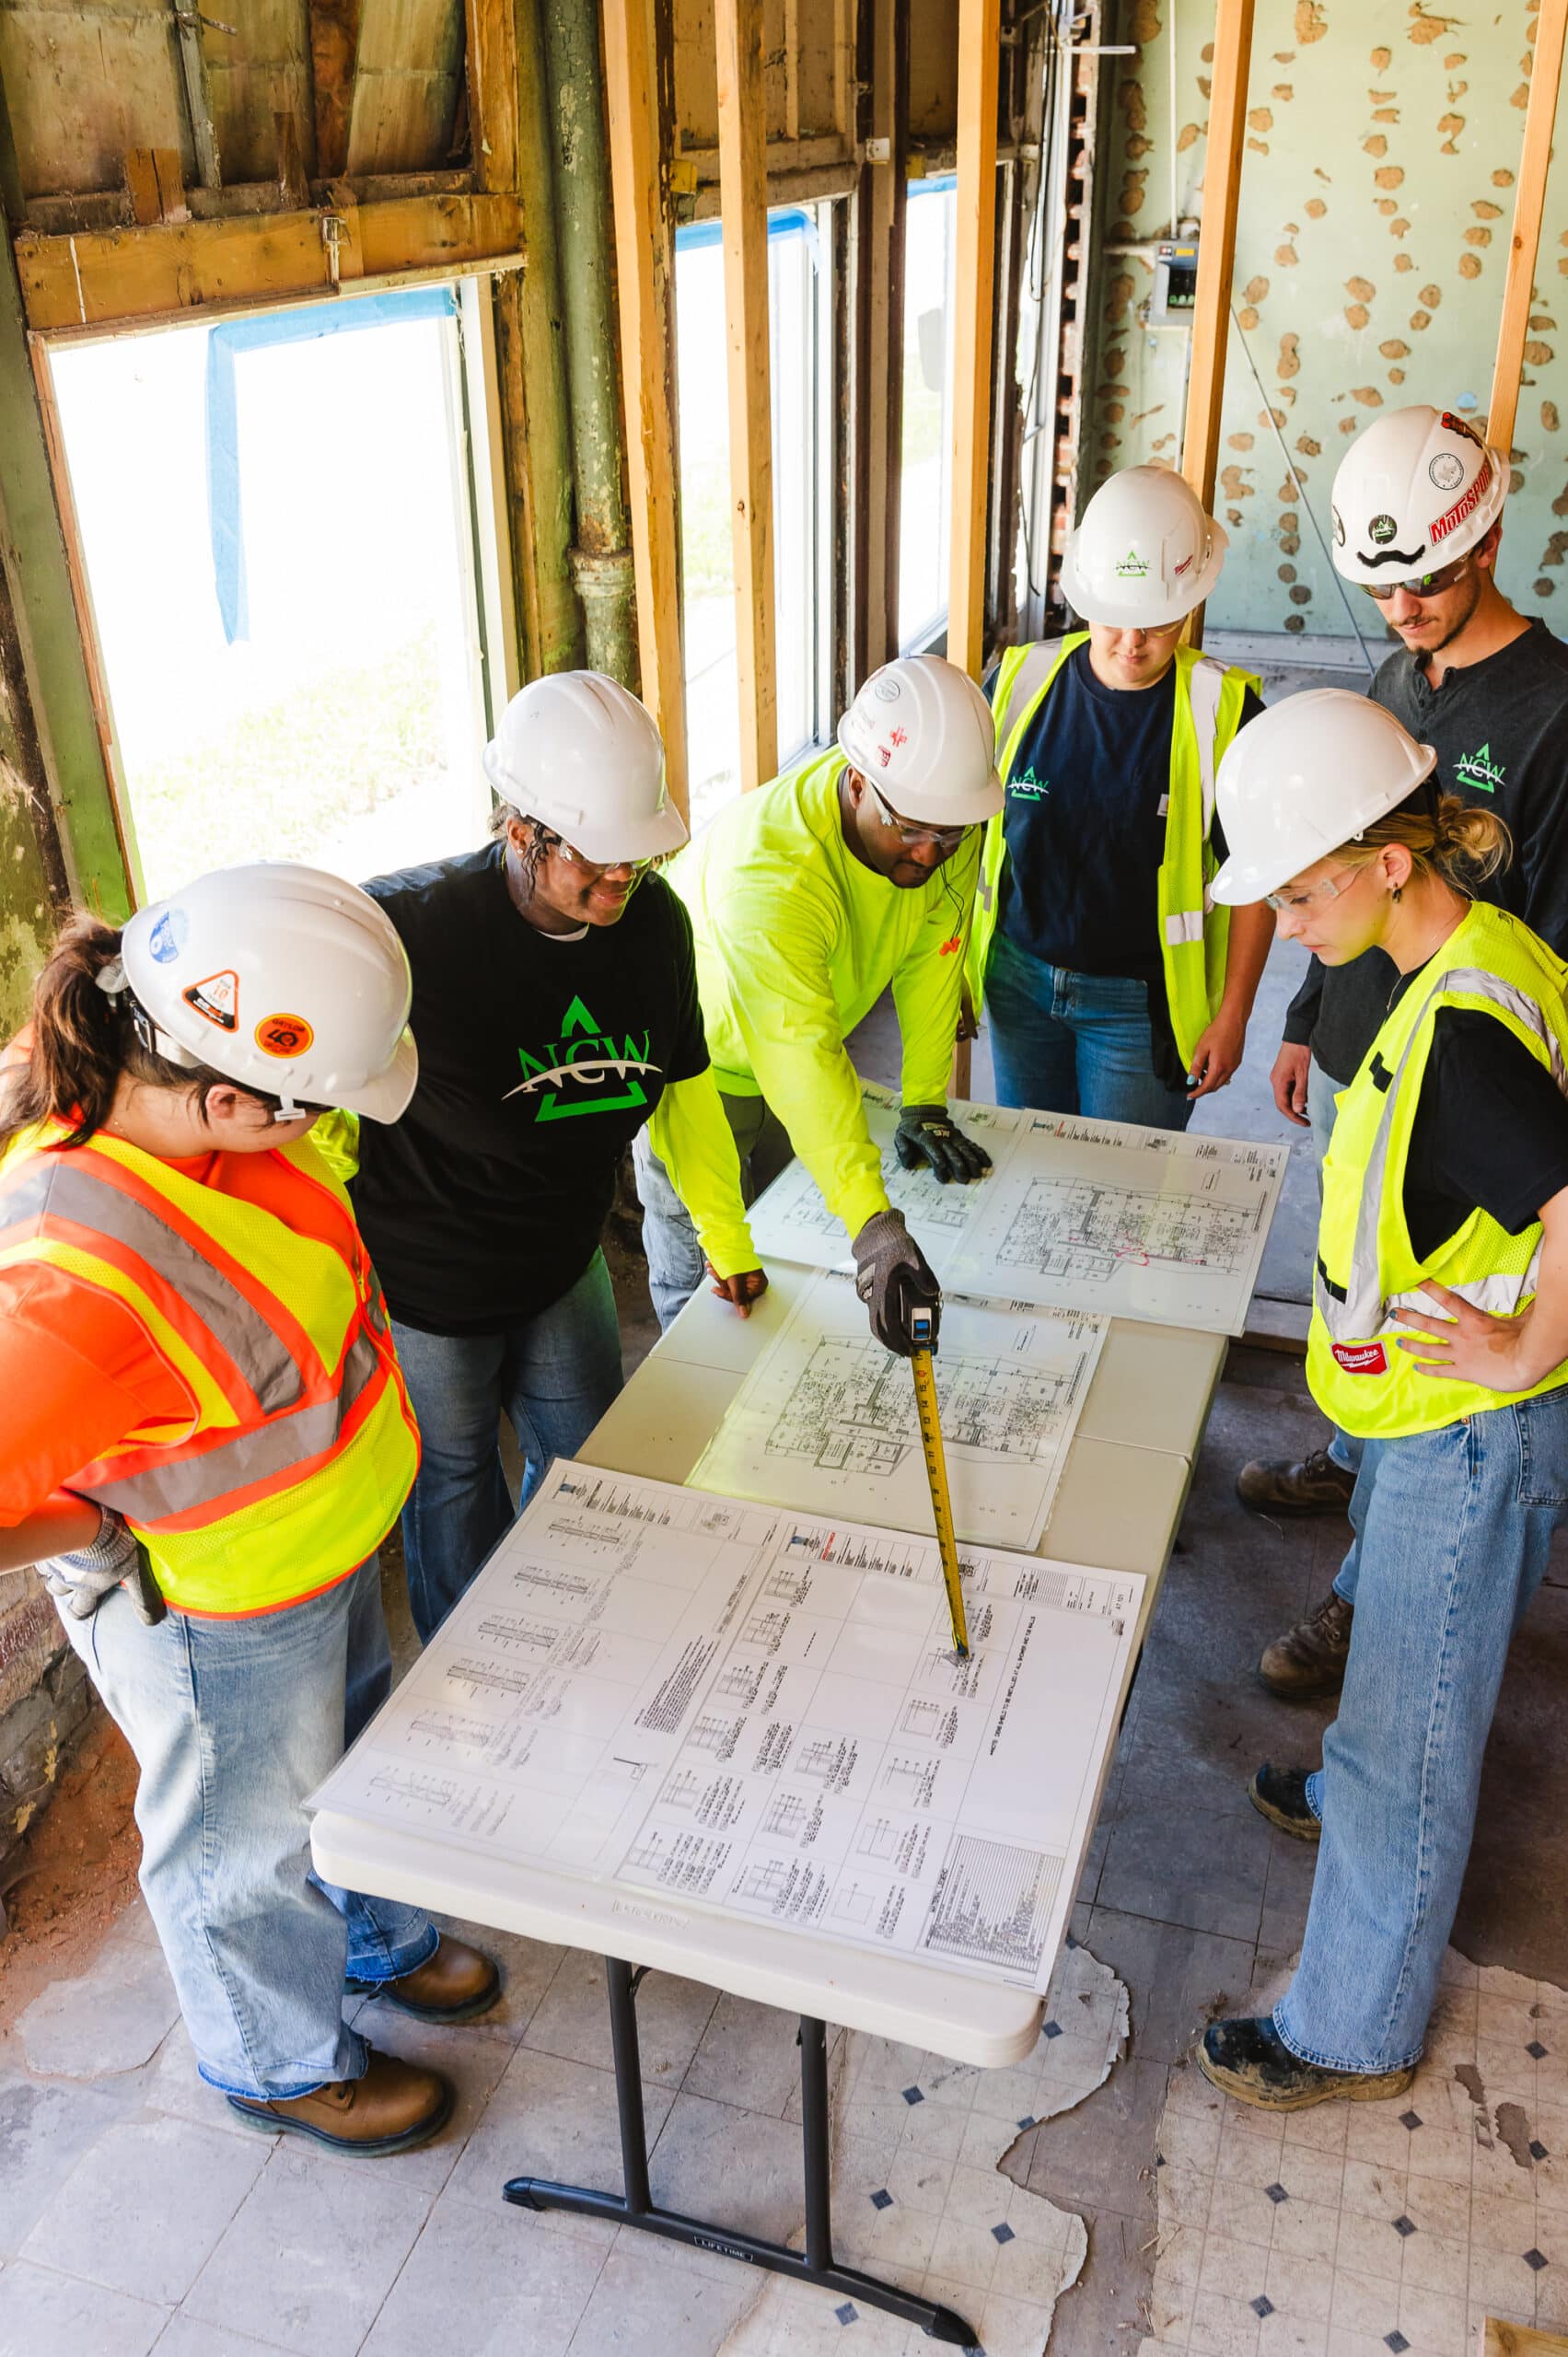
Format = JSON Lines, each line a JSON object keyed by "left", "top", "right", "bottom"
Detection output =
{"left": 1264, "top": 864, "right": 1366, "bottom": 913}
{"left": 868, "top": 784, "right": 971, "bottom": 852}
{"left": 541, "top": 831, "right": 655, "bottom": 880}
{"left": 1361, "top": 555, "right": 1470, "bottom": 603}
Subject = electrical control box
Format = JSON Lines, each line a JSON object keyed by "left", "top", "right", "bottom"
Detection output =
{"left": 1148, "top": 238, "right": 1200, "bottom": 326}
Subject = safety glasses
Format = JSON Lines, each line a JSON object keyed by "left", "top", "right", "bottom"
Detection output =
{"left": 1264, "top": 864, "right": 1366, "bottom": 913}
{"left": 868, "top": 784, "right": 970, "bottom": 851}
{"left": 1361, "top": 555, "right": 1471, "bottom": 603}
{"left": 538, "top": 829, "right": 654, "bottom": 879}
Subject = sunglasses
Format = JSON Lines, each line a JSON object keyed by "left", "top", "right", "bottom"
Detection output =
{"left": 1361, "top": 555, "right": 1471, "bottom": 603}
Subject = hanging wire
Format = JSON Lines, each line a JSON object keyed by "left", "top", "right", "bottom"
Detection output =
{"left": 1227, "top": 305, "right": 1380, "bottom": 679}
{"left": 1016, "top": 0, "right": 1070, "bottom": 601}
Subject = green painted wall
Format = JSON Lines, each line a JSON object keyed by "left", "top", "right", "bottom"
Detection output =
{"left": 1083, "top": 0, "right": 1565, "bottom": 639}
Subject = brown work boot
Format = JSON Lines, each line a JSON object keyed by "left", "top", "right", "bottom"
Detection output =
{"left": 227, "top": 2046, "right": 453, "bottom": 2155}
{"left": 346, "top": 1933, "right": 501, "bottom": 2024}
{"left": 1199, "top": 2017, "right": 1415, "bottom": 2113}
{"left": 1260, "top": 1589, "right": 1354, "bottom": 1699}
{"left": 1236, "top": 1446, "right": 1356, "bottom": 1517}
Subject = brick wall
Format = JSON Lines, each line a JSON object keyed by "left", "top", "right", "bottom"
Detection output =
{"left": 0, "top": 1567, "right": 98, "bottom": 1911}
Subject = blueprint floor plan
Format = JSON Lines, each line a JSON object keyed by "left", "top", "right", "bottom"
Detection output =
{"left": 308, "top": 1461, "right": 1144, "bottom": 1993}
{"left": 745, "top": 1085, "right": 1285, "bottom": 1335}
{"left": 688, "top": 1269, "right": 1106, "bottom": 1550}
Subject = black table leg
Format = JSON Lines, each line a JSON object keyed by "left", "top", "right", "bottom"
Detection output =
{"left": 504, "top": 1956, "right": 980, "bottom": 2347}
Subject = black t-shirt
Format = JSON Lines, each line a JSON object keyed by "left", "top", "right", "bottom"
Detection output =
{"left": 354, "top": 846, "right": 709, "bottom": 1335}
{"left": 993, "top": 644, "right": 1262, "bottom": 979}
{"left": 1285, "top": 619, "right": 1568, "bottom": 1081}
{"left": 1388, "top": 988, "right": 1568, "bottom": 1260}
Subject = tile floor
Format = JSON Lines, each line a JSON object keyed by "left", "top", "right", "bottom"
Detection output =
{"left": 1144, "top": 1946, "right": 1568, "bottom": 2357}
{"left": 0, "top": 1907, "right": 1122, "bottom": 2357}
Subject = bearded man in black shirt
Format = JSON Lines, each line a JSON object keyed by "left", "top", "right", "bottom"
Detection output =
{"left": 1239, "top": 403, "right": 1568, "bottom": 1700}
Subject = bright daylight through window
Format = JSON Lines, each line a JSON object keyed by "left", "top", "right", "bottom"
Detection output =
{"left": 49, "top": 286, "right": 493, "bottom": 902}
{"left": 899, "top": 177, "right": 957, "bottom": 652}
{"left": 676, "top": 206, "right": 830, "bottom": 832}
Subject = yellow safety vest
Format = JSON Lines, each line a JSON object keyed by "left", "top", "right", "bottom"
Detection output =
{"left": 1309, "top": 900, "right": 1568, "bottom": 1440}
{"left": 0, "top": 1122, "right": 420, "bottom": 1616}
{"left": 965, "top": 634, "right": 1259, "bottom": 1074}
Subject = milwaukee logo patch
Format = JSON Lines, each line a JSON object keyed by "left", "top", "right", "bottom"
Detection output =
{"left": 1330, "top": 1341, "right": 1388, "bottom": 1376}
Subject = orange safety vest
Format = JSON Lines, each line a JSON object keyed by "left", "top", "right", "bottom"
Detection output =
{"left": 0, "top": 1120, "right": 420, "bottom": 1616}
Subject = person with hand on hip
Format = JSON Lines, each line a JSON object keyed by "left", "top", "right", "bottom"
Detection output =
{"left": 967, "top": 464, "right": 1275, "bottom": 1130}
{"left": 349, "top": 671, "right": 764, "bottom": 1643}
{"left": 635, "top": 654, "right": 1001, "bottom": 1358}
{"left": 1240, "top": 403, "right": 1568, "bottom": 1699}
{"left": 0, "top": 865, "right": 498, "bottom": 2157}
{"left": 1198, "top": 690, "right": 1568, "bottom": 2111}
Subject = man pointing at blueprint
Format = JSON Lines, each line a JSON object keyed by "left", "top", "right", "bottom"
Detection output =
{"left": 634, "top": 656, "right": 1004, "bottom": 1356}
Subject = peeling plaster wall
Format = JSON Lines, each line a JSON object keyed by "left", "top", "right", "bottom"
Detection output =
{"left": 1081, "top": 0, "right": 1563, "bottom": 639}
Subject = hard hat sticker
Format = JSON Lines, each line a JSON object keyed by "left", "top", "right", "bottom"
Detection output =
{"left": 873, "top": 677, "right": 901, "bottom": 703}
{"left": 1429, "top": 451, "right": 1464, "bottom": 492}
{"left": 1369, "top": 514, "right": 1399, "bottom": 545}
{"left": 1429, "top": 456, "right": 1492, "bottom": 544}
{"left": 183, "top": 970, "right": 238, "bottom": 1031}
{"left": 147, "top": 909, "right": 189, "bottom": 965}
{"left": 255, "top": 1013, "right": 315, "bottom": 1060}
{"left": 1115, "top": 546, "right": 1151, "bottom": 577}
{"left": 1331, "top": 505, "right": 1345, "bottom": 546}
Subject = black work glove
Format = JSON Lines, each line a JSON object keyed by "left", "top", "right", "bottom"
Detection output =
{"left": 894, "top": 1104, "right": 993, "bottom": 1186}
{"left": 43, "top": 1510, "right": 165, "bottom": 1627}
{"left": 853, "top": 1210, "right": 943, "bottom": 1356}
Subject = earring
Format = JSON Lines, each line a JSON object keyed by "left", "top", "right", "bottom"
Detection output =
{"left": 1391, "top": 884, "right": 1403, "bottom": 904}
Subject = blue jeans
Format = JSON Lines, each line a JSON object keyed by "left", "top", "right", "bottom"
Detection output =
{"left": 633, "top": 1094, "right": 793, "bottom": 1330}
{"left": 59, "top": 1558, "right": 435, "bottom": 2099}
{"left": 1276, "top": 1390, "right": 1568, "bottom": 2073}
{"left": 391, "top": 1248, "right": 623, "bottom": 1642}
{"left": 1309, "top": 1052, "right": 1365, "bottom": 1488}
{"left": 984, "top": 930, "right": 1193, "bottom": 1131}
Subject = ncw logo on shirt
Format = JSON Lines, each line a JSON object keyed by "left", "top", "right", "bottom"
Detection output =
{"left": 505, "top": 993, "right": 661, "bottom": 1121}
{"left": 1009, "top": 767, "right": 1050, "bottom": 800}
{"left": 1455, "top": 743, "right": 1505, "bottom": 794}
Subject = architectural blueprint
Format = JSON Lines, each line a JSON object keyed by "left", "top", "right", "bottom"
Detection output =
{"left": 688, "top": 1268, "right": 1106, "bottom": 1549}
{"left": 308, "top": 1460, "right": 1144, "bottom": 1993}
{"left": 745, "top": 1085, "right": 1020, "bottom": 1283}
{"left": 745, "top": 1086, "right": 1285, "bottom": 1335}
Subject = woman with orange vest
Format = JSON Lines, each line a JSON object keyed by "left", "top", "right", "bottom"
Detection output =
{"left": 0, "top": 865, "right": 496, "bottom": 2158}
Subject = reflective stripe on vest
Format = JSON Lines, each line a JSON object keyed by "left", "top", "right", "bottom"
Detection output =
{"left": 969, "top": 635, "right": 1258, "bottom": 1072}
{"left": 0, "top": 1158, "right": 303, "bottom": 1413}
{"left": 1, "top": 1128, "right": 419, "bottom": 1614}
{"left": 1308, "top": 902, "right": 1568, "bottom": 1441}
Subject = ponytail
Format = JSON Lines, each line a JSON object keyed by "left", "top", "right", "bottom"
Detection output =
{"left": 0, "top": 914, "right": 262, "bottom": 1163}
{"left": 1338, "top": 792, "right": 1511, "bottom": 900}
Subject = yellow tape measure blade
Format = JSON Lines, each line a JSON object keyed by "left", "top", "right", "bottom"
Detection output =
{"left": 911, "top": 1348, "right": 970, "bottom": 1660}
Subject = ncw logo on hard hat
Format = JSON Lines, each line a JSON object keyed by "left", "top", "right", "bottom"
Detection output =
{"left": 1060, "top": 465, "right": 1226, "bottom": 627}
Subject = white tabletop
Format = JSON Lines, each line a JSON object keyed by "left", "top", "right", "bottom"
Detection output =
{"left": 312, "top": 1263, "right": 1226, "bottom": 2069}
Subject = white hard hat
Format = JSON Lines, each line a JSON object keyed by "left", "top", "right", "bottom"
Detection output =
{"left": 1059, "top": 464, "right": 1227, "bottom": 626}
{"left": 1210, "top": 691, "right": 1437, "bottom": 905}
{"left": 121, "top": 864, "right": 418, "bottom": 1121}
{"left": 482, "top": 671, "right": 688, "bottom": 864}
{"left": 1330, "top": 404, "right": 1506, "bottom": 585}
{"left": 837, "top": 656, "right": 1003, "bottom": 825}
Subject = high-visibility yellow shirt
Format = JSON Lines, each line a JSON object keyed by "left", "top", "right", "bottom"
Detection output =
{"left": 668, "top": 749, "right": 981, "bottom": 1239}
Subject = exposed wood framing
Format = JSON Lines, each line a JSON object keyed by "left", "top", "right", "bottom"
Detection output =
{"left": 1179, "top": 0, "right": 1254, "bottom": 646}
{"left": 172, "top": 0, "right": 222, "bottom": 188}
{"left": 715, "top": 0, "right": 778, "bottom": 791}
{"left": 0, "top": 241, "right": 128, "bottom": 919}
{"left": 16, "top": 192, "right": 525, "bottom": 333}
{"left": 1487, "top": 0, "right": 1568, "bottom": 462}
{"left": 309, "top": 0, "right": 364, "bottom": 180}
{"left": 947, "top": 0, "right": 1001, "bottom": 679}
{"left": 275, "top": 114, "right": 310, "bottom": 210}
{"left": 850, "top": 0, "right": 908, "bottom": 683}
{"left": 464, "top": 0, "right": 519, "bottom": 196}
{"left": 603, "top": 0, "right": 689, "bottom": 815}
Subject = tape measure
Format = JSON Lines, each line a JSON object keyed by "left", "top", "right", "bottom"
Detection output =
{"left": 909, "top": 1328, "right": 970, "bottom": 1662}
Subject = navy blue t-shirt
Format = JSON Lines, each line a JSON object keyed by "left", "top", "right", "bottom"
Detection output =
{"left": 993, "top": 644, "right": 1262, "bottom": 979}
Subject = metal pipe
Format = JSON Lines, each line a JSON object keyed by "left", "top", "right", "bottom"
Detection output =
{"left": 542, "top": 0, "right": 639, "bottom": 686}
